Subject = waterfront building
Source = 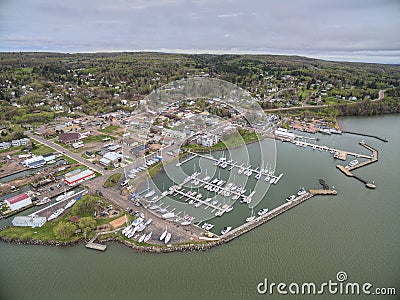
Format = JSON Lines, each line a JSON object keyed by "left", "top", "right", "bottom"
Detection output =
{"left": 274, "top": 128, "right": 295, "bottom": 140}
{"left": 12, "top": 216, "right": 47, "bottom": 228}
{"left": 6, "top": 193, "right": 32, "bottom": 211}
{"left": 199, "top": 133, "right": 219, "bottom": 147}
{"left": 22, "top": 155, "right": 46, "bottom": 168}
{"left": 64, "top": 169, "right": 95, "bottom": 186}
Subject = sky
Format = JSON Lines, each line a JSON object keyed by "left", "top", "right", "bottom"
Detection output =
{"left": 0, "top": 0, "right": 399, "bottom": 64}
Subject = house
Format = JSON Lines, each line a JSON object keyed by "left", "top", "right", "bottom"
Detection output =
{"left": 22, "top": 155, "right": 46, "bottom": 168}
{"left": 6, "top": 193, "right": 32, "bottom": 211}
{"left": 99, "top": 152, "right": 122, "bottom": 166}
{"left": 199, "top": 133, "right": 219, "bottom": 147}
{"left": 58, "top": 132, "right": 81, "bottom": 144}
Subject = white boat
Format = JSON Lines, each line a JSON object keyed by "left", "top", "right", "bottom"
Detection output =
{"left": 297, "top": 188, "right": 307, "bottom": 196}
{"left": 205, "top": 198, "right": 212, "bottom": 202}
{"left": 158, "top": 208, "right": 168, "bottom": 213}
{"left": 144, "top": 232, "right": 152, "bottom": 243}
{"left": 138, "top": 233, "right": 146, "bottom": 243}
{"left": 194, "top": 202, "right": 202, "bottom": 208}
{"left": 162, "top": 212, "right": 175, "bottom": 219}
{"left": 269, "top": 177, "right": 275, "bottom": 184}
{"left": 122, "top": 225, "right": 132, "bottom": 235}
{"left": 164, "top": 232, "right": 171, "bottom": 244}
{"left": 56, "top": 191, "right": 75, "bottom": 202}
{"left": 36, "top": 197, "right": 51, "bottom": 206}
{"left": 160, "top": 227, "right": 168, "bottom": 241}
{"left": 144, "top": 190, "right": 156, "bottom": 198}
{"left": 225, "top": 206, "right": 233, "bottom": 213}
{"left": 137, "top": 224, "right": 146, "bottom": 232}
{"left": 64, "top": 199, "right": 76, "bottom": 209}
{"left": 149, "top": 205, "right": 159, "bottom": 210}
{"left": 145, "top": 218, "right": 153, "bottom": 225}
{"left": 215, "top": 210, "right": 223, "bottom": 217}
{"left": 201, "top": 223, "right": 208, "bottom": 229}
{"left": 203, "top": 176, "right": 211, "bottom": 181}
{"left": 47, "top": 208, "right": 64, "bottom": 221}
{"left": 246, "top": 208, "right": 255, "bottom": 222}
{"left": 128, "top": 174, "right": 136, "bottom": 179}
{"left": 286, "top": 195, "right": 296, "bottom": 202}
{"left": 257, "top": 208, "right": 269, "bottom": 216}
{"left": 180, "top": 221, "right": 191, "bottom": 226}
{"left": 238, "top": 166, "right": 245, "bottom": 174}
{"left": 221, "top": 226, "right": 232, "bottom": 235}
{"left": 205, "top": 223, "right": 214, "bottom": 231}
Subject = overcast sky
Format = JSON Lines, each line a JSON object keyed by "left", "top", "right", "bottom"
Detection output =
{"left": 0, "top": 0, "right": 399, "bottom": 63}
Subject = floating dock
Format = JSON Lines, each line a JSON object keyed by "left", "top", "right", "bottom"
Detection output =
{"left": 292, "top": 140, "right": 371, "bottom": 161}
{"left": 186, "top": 152, "right": 283, "bottom": 184}
{"left": 221, "top": 190, "right": 337, "bottom": 242}
{"left": 336, "top": 142, "right": 378, "bottom": 189}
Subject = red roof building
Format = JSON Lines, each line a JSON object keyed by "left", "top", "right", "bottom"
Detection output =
{"left": 6, "top": 193, "right": 32, "bottom": 211}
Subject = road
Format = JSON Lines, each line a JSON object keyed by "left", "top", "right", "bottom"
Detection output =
{"left": 26, "top": 133, "right": 106, "bottom": 175}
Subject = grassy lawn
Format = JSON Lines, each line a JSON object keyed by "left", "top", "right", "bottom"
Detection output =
{"left": 99, "top": 125, "right": 121, "bottom": 134}
{"left": 104, "top": 173, "right": 122, "bottom": 188}
{"left": 147, "top": 161, "right": 163, "bottom": 178}
{"left": 31, "top": 143, "right": 54, "bottom": 156}
{"left": 83, "top": 134, "right": 116, "bottom": 144}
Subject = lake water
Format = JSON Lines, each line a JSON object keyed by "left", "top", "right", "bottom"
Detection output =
{"left": 0, "top": 115, "right": 399, "bottom": 300}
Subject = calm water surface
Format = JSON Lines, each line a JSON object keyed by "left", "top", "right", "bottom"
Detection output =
{"left": 0, "top": 115, "right": 399, "bottom": 300}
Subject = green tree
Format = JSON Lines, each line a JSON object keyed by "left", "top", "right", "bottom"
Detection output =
{"left": 53, "top": 221, "right": 76, "bottom": 240}
{"left": 71, "top": 195, "right": 99, "bottom": 216}
{"left": 78, "top": 217, "right": 97, "bottom": 234}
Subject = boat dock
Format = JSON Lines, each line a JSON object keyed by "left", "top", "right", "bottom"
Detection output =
{"left": 176, "top": 154, "right": 196, "bottom": 167}
{"left": 28, "top": 189, "right": 87, "bottom": 218}
{"left": 187, "top": 152, "right": 283, "bottom": 184}
{"left": 336, "top": 142, "right": 378, "bottom": 189}
{"left": 86, "top": 234, "right": 107, "bottom": 251}
{"left": 292, "top": 140, "right": 371, "bottom": 161}
{"left": 221, "top": 190, "right": 331, "bottom": 242}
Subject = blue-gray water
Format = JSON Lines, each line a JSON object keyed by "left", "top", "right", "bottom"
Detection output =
{"left": 0, "top": 115, "right": 399, "bottom": 300}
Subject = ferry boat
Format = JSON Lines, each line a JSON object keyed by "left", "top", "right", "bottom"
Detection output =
{"left": 47, "top": 208, "right": 64, "bottom": 221}
{"left": 36, "top": 197, "right": 51, "bottom": 206}
{"left": 221, "top": 226, "right": 232, "bottom": 235}
{"left": 64, "top": 199, "right": 76, "bottom": 209}
{"left": 257, "top": 208, "right": 269, "bottom": 216}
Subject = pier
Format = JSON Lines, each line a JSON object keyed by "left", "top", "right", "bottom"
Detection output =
{"left": 336, "top": 142, "right": 378, "bottom": 189}
{"left": 221, "top": 190, "right": 333, "bottom": 242}
{"left": 86, "top": 234, "right": 107, "bottom": 251}
{"left": 187, "top": 152, "right": 283, "bottom": 184}
{"left": 343, "top": 131, "right": 388, "bottom": 143}
{"left": 176, "top": 154, "right": 196, "bottom": 167}
{"left": 291, "top": 140, "right": 371, "bottom": 161}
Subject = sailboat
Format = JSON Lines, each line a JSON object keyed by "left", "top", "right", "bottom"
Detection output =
{"left": 138, "top": 233, "right": 146, "bottom": 243}
{"left": 164, "top": 232, "right": 171, "bottom": 244}
{"left": 246, "top": 208, "right": 255, "bottom": 222}
{"left": 160, "top": 226, "right": 168, "bottom": 241}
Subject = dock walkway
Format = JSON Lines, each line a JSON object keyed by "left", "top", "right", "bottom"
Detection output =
{"left": 222, "top": 192, "right": 316, "bottom": 242}
{"left": 336, "top": 142, "right": 378, "bottom": 189}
